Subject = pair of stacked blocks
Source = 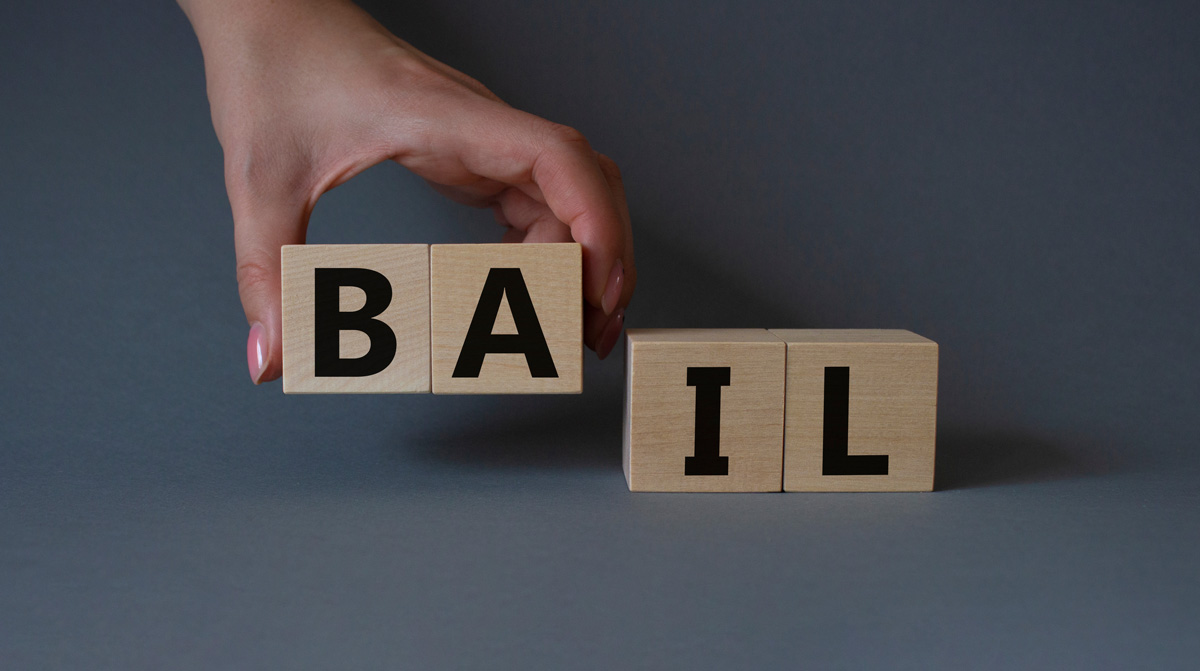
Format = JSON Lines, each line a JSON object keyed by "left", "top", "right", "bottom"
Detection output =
{"left": 281, "top": 243, "right": 938, "bottom": 493}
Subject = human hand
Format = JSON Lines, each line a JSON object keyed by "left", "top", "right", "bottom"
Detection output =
{"left": 178, "top": 0, "right": 635, "bottom": 383}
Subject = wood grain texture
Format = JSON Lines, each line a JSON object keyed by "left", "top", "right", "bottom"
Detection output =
{"left": 623, "top": 329, "right": 786, "bottom": 492}
{"left": 769, "top": 329, "right": 938, "bottom": 492}
{"left": 430, "top": 243, "right": 582, "bottom": 394}
{"left": 281, "top": 244, "right": 430, "bottom": 394}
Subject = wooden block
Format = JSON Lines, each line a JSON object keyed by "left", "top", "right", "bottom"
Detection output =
{"left": 430, "top": 243, "right": 582, "bottom": 394}
{"left": 769, "top": 329, "right": 938, "bottom": 492}
{"left": 281, "top": 244, "right": 430, "bottom": 394}
{"left": 623, "top": 329, "right": 786, "bottom": 492}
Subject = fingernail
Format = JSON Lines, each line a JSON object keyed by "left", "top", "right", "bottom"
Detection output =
{"left": 247, "top": 322, "right": 268, "bottom": 384}
{"left": 597, "top": 309, "right": 625, "bottom": 360}
{"left": 601, "top": 259, "right": 624, "bottom": 316}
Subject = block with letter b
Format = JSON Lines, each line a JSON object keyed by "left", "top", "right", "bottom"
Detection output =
{"left": 770, "top": 329, "right": 938, "bottom": 492}
{"left": 622, "top": 329, "right": 787, "bottom": 492}
{"left": 430, "top": 243, "right": 582, "bottom": 394}
{"left": 281, "top": 244, "right": 431, "bottom": 394}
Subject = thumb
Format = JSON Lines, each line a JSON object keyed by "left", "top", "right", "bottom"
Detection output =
{"left": 231, "top": 191, "right": 310, "bottom": 385}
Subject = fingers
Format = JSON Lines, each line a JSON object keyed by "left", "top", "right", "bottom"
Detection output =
{"left": 483, "top": 137, "right": 635, "bottom": 358}
{"left": 426, "top": 109, "right": 631, "bottom": 318}
{"left": 228, "top": 179, "right": 310, "bottom": 384}
{"left": 595, "top": 153, "right": 635, "bottom": 306}
{"left": 584, "top": 302, "right": 625, "bottom": 360}
{"left": 526, "top": 125, "right": 629, "bottom": 317}
{"left": 592, "top": 152, "right": 635, "bottom": 359}
{"left": 425, "top": 110, "right": 635, "bottom": 360}
{"left": 492, "top": 187, "right": 573, "bottom": 243}
{"left": 494, "top": 183, "right": 626, "bottom": 356}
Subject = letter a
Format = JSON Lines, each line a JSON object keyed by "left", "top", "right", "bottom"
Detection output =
{"left": 452, "top": 268, "right": 558, "bottom": 378}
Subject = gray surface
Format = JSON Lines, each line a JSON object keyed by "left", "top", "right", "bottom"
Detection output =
{"left": 2, "top": 0, "right": 1198, "bottom": 668}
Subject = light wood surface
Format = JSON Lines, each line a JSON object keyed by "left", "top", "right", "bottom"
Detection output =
{"left": 770, "top": 329, "right": 938, "bottom": 491}
{"left": 281, "top": 244, "right": 430, "bottom": 394}
{"left": 623, "top": 329, "right": 786, "bottom": 492}
{"left": 430, "top": 243, "right": 582, "bottom": 394}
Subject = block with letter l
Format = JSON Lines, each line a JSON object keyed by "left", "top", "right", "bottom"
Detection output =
{"left": 770, "top": 329, "right": 938, "bottom": 492}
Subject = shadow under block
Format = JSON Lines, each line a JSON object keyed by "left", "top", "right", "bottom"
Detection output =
{"left": 430, "top": 243, "right": 582, "bottom": 394}
{"left": 281, "top": 244, "right": 430, "bottom": 394}
{"left": 623, "top": 329, "right": 787, "bottom": 492}
{"left": 770, "top": 329, "right": 938, "bottom": 492}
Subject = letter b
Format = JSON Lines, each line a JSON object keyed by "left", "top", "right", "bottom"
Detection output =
{"left": 281, "top": 244, "right": 431, "bottom": 394}
{"left": 314, "top": 268, "right": 397, "bottom": 377}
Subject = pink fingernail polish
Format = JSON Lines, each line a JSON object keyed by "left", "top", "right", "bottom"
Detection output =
{"left": 601, "top": 259, "right": 624, "bottom": 316}
{"left": 247, "top": 322, "right": 268, "bottom": 384}
{"left": 597, "top": 309, "right": 625, "bottom": 360}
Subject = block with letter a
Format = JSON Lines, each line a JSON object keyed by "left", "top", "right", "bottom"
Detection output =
{"left": 430, "top": 243, "right": 582, "bottom": 394}
{"left": 281, "top": 244, "right": 431, "bottom": 394}
{"left": 622, "top": 329, "right": 786, "bottom": 492}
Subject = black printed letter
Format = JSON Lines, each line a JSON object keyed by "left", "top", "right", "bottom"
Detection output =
{"left": 685, "top": 366, "right": 731, "bottom": 476}
{"left": 313, "top": 268, "right": 397, "bottom": 377}
{"left": 821, "top": 366, "right": 888, "bottom": 475}
{"left": 452, "top": 268, "right": 557, "bottom": 378}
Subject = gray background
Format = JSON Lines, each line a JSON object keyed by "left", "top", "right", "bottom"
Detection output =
{"left": 2, "top": 0, "right": 1198, "bottom": 668}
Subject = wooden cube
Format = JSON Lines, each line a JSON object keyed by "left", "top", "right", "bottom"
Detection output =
{"left": 623, "top": 329, "right": 787, "bottom": 492}
{"left": 769, "top": 329, "right": 938, "bottom": 492}
{"left": 281, "top": 244, "right": 430, "bottom": 394}
{"left": 430, "top": 243, "right": 582, "bottom": 394}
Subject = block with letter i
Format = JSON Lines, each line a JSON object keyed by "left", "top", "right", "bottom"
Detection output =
{"left": 281, "top": 244, "right": 431, "bottom": 394}
{"left": 430, "top": 243, "right": 582, "bottom": 394}
{"left": 770, "top": 330, "right": 938, "bottom": 492}
{"left": 623, "top": 329, "right": 787, "bottom": 492}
